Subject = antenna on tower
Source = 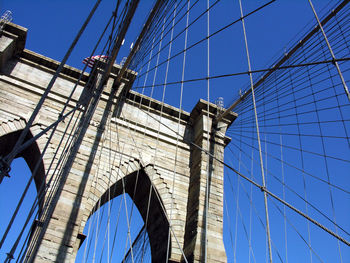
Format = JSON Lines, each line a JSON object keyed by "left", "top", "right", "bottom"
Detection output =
{"left": 120, "top": 57, "right": 127, "bottom": 66}
{"left": 0, "top": 10, "right": 12, "bottom": 32}
{"left": 215, "top": 97, "right": 224, "bottom": 113}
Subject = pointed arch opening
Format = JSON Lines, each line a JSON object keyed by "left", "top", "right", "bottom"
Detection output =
{"left": 0, "top": 129, "right": 46, "bottom": 261}
{"left": 0, "top": 129, "right": 46, "bottom": 193}
{"left": 76, "top": 168, "right": 171, "bottom": 262}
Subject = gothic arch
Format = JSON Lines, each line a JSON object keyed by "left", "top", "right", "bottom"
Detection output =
{"left": 89, "top": 167, "right": 171, "bottom": 262}
{"left": 0, "top": 121, "right": 46, "bottom": 195}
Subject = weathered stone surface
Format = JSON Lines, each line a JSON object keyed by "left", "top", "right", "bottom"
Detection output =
{"left": 0, "top": 23, "right": 236, "bottom": 262}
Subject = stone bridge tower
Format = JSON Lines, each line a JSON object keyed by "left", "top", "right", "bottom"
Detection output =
{"left": 0, "top": 23, "right": 236, "bottom": 262}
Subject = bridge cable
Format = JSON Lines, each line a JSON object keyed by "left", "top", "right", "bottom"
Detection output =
{"left": 132, "top": 0, "right": 218, "bottom": 76}
{"left": 130, "top": 0, "right": 181, "bottom": 68}
{"left": 0, "top": 8, "right": 120, "bottom": 252}
{"left": 114, "top": 31, "right": 192, "bottom": 260}
{"left": 89, "top": 81, "right": 121, "bottom": 263}
{"left": 124, "top": 4, "right": 173, "bottom": 260}
{"left": 228, "top": 159, "right": 287, "bottom": 263}
{"left": 226, "top": 150, "right": 287, "bottom": 262}
{"left": 134, "top": 1, "right": 190, "bottom": 261}
{"left": 286, "top": 53, "right": 313, "bottom": 262}
{"left": 2, "top": 0, "right": 138, "bottom": 260}
{"left": 302, "top": 36, "right": 343, "bottom": 262}
{"left": 190, "top": 141, "right": 350, "bottom": 246}
{"left": 26, "top": 8, "right": 125, "bottom": 256}
{"left": 4, "top": 2, "right": 118, "bottom": 238}
{"left": 270, "top": 198, "right": 325, "bottom": 263}
{"left": 115, "top": 108, "right": 190, "bottom": 262}
{"left": 105, "top": 122, "right": 131, "bottom": 263}
{"left": 137, "top": 36, "right": 156, "bottom": 263}
{"left": 132, "top": 2, "right": 350, "bottom": 92}
{"left": 5, "top": 54, "right": 102, "bottom": 263}
{"left": 317, "top": 29, "right": 349, "bottom": 261}
{"left": 227, "top": 140, "right": 323, "bottom": 262}
{"left": 128, "top": 0, "right": 350, "bottom": 258}
{"left": 308, "top": 0, "right": 350, "bottom": 102}
{"left": 226, "top": 122, "right": 285, "bottom": 262}
{"left": 165, "top": 3, "right": 179, "bottom": 262}
{"left": 249, "top": 107, "right": 256, "bottom": 263}
{"left": 134, "top": 91, "right": 350, "bottom": 237}
{"left": 0, "top": 0, "right": 103, "bottom": 182}
{"left": 131, "top": 57, "right": 350, "bottom": 90}
{"left": 223, "top": 194, "right": 235, "bottom": 260}
{"left": 84, "top": 84, "right": 132, "bottom": 262}
{"left": 131, "top": 0, "right": 204, "bottom": 72}
{"left": 131, "top": 0, "right": 195, "bottom": 71}
{"left": 217, "top": 0, "right": 350, "bottom": 122}
{"left": 227, "top": 136, "right": 350, "bottom": 238}
{"left": 274, "top": 71, "right": 289, "bottom": 263}
{"left": 238, "top": 0, "right": 273, "bottom": 261}
{"left": 22, "top": 1, "right": 141, "bottom": 260}
{"left": 232, "top": 37, "right": 350, "bottom": 119}
{"left": 107, "top": 24, "right": 158, "bottom": 261}
{"left": 87, "top": 2, "right": 191, "bottom": 260}
{"left": 227, "top": 124, "right": 350, "bottom": 164}
{"left": 233, "top": 155, "right": 240, "bottom": 263}
{"left": 16, "top": 67, "right": 98, "bottom": 262}
{"left": 139, "top": 12, "right": 170, "bottom": 262}
{"left": 89, "top": 99, "right": 132, "bottom": 263}
{"left": 135, "top": 0, "right": 276, "bottom": 80}
{"left": 110, "top": 1, "right": 187, "bottom": 262}
{"left": 204, "top": 0, "right": 210, "bottom": 261}
{"left": 131, "top": 79, "right": 350, "bottom": 243}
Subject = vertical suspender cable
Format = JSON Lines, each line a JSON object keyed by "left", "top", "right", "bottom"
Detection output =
{"left": 0, "top": 0, "right": 103, "bottom": 183}
{"left": 249, "top": 122, "right": 254, "bottom": 262}
{"left": 204, "top": 0, "right": 210, "bottom": 261}
{"left": 127, "top": 1, "right": 190, "bottom": 261}
{"left": 24, "top": 1, "right": 141, "bottom": 261}
{"left": 274, "top": 72, "right": 288, "bottom": 263}
{"left": 237, "top": 0, "right": 273, "bottom": 262}
{"left": 302, "top": 41, "right": 343, "bottom": 262}
{"left": 308, "top": 0, "right": 350, "bottom": 102}
{"left": 233, "top": 163, "right": 240, "bottom": 263}
{"left": 286, "top": 60, "right": 313, "bottom": 262}
{"left": 0, "top": 6, "right": 119, "bottom": 250}
{"left": 126, "top": 4, "right": 171, "bottom": 259}
{"left": 113, "top": 0, "right": 167, "bottom": 91}
{"left": 165, "top": 3, "right": 179, "bottom": 261}
{"left": 3, "top": 4, "right": 120, "bottom": 259}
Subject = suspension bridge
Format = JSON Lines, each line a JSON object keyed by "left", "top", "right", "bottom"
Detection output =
{"left": 0, "top": 0, "right": 349, "bottom": 262}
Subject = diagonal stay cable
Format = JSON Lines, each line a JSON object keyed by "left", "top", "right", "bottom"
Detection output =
{"left": 6, "top": 4, "right": 126, "bottom": 256}
{"left": 308, "top": 0, "right": 350, "bottom": 101}
{"left": 226, "top": 139, "right": 350, "bottom": 238}
{"left": 1, "top": 0, "right": 103, "bottom": 181}
{"left": 190, "top": 141, "right": 350, "bottom": 247}
{"left": 237, "top": 0, "right": 273, "bottom": 261}
{"left": 270, "top": 198, "right": 325, "bottom": 263}
{"left": 131, "top": 0, "right": 195, "bottom": 71}
{"left": 126, "top": 87, "right": 350, "bottom": 248}
{"left": 0, "top": 5, "right": 122, "bottom": 252}
{"left": 216, "top": 0, "right": 350, "bottom": 123}
{"left": 132, "top": 0, "right": 211, "bottom": 73}
{"left": 136, "top": 0, "right": 276, "bottom": 79}
{"left": 23, "top": 1, "right": 141, "bottom": 261}
{"left": 132, "top": 57, "right": 350, "bottom": 90}
{"left": 227, "top": 129, "right": 350, "bottom": 164}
